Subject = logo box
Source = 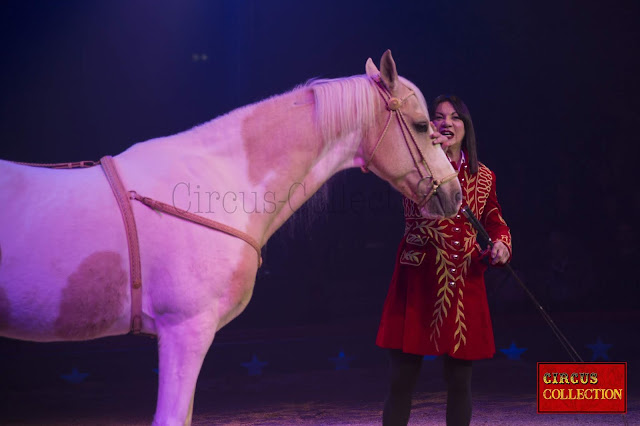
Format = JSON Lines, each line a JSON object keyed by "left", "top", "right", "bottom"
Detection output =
{"left": 537, "top": 362, "right": 627, "bottom": 414}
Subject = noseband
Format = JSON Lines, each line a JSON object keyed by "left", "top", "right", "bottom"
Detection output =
{"left": 361, "top": 75, "right": 458, "bottom": 208}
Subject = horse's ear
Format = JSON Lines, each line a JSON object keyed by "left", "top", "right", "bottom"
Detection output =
{"left": 379, "top": 49, "right": 398, "bottom": 92}
{"left": 365, "top": 57, "right": 380, "bottom": 79}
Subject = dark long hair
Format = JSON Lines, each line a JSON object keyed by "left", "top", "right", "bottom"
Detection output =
{"left": 431, "top": 95, "right": 478, "bottom": 174}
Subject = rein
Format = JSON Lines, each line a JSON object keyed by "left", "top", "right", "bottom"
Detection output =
{"left": 362, "top": 75, "right": 458, "bottom": 208}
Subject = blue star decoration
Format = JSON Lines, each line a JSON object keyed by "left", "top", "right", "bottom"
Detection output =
{"left": 586, "top": 337, "right": 612, "bottom": 361}
{"left": 241, "top": 354, "right": 268, "bottom": 376}
{"left": 329, "top": 351, "right": 355, "bottom": 370}
{"left": 423, "top": 355, "right": 438, "bottom": 361}
{"left": 499, "top": 341, "right": 527, "bottom": 360}
{"left": 60, "top": 367, "right": 89, "bottom": 384}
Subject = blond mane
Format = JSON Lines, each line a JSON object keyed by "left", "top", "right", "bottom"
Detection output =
{"left": 306, "top": 75, "right": 381, "bottom": 144}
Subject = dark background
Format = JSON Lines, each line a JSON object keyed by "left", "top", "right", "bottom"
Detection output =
{"left": 1, "top": 2, "right": 639, "bottom": 424}
{"left": 1, "top": 0, "right": 638, "bottom": 328}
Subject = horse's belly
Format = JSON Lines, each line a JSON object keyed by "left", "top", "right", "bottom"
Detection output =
{"left": 0, "top": 163, "right": 131, "bottom": 341}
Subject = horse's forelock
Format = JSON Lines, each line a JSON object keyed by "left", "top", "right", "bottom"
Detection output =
{"left": 306, "top": 75, "right": 380, "bottom": 144}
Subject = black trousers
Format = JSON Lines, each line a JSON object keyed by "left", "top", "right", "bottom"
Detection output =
{"left": 382, "top": 349, "right": 473, "bottom": 426}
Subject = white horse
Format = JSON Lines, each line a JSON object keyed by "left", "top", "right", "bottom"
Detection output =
{"left": 0, "top": 50, "right": 461, "bottom": 425}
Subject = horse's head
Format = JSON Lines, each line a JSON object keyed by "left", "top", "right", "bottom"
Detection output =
{"left": 360, "top": 50, "right": 462, "bottom": 219}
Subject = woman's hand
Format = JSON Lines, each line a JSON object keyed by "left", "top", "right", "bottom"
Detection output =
{"left": 490, "top": 241, "right": 510, "bottom": 265}
{"left": 429, "top": 122, "right": 456, "bottom": 150}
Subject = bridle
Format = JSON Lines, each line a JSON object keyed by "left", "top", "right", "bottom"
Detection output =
{"left": 361, "top": 74, "right": 458, "bottom": 208}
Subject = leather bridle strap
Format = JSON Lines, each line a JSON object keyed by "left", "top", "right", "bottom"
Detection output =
{"left": 100, "top": 156, "right": 143, "bottom": 334}
{"left": 361, "top": 85, "right": 416, "bottom": 174}
{"left": 13, "top": 156, "right": 263, "bottom": 335}
{"left": 362, "top": 75, "right": 458, "bottom": 207}
{"left": 101, "top": 156, "right": 263, "bottom": 334}
{"left": 129, "top": 191, "right": 263, "bottom": 267}
{"left": 11, "top": 160, "right": 98, "bottom": 169}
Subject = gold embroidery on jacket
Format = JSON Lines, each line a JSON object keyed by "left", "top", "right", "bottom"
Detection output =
{"left": 428, "top": 165, "right": 491, "bottom": 354}
{"left": 404, "top": 221, "right": 412, "bottom": 236}
{"left": 484, "top": 207, "right": 512, "bottom": 252}
{"left": 427, "top": 221, "right": 459, "bottom": 352}
{"left": 420, "top": 220, "right": 454, "bottom": 248}
{"left": 464, "top": 164, "right": 492, "bottom": 218}
{"left": 475, "top": 166, "right": 492, "bottom": 217}
{"left": 403, "top": 162, "right": 509, "bottom": 354}
{"left": 463, "top": 170, "right": 477, "bottom": 215}
{"left": 454, "top": 287, "right": 467, "bottom": 352}
{"left": 496, "top": 234, "right": 512, "bottom": 250}
{"left": 406, "top": 233, "right": 428, "bottom": 246}
{"left": 399, "top": 249, "right": 426, "bottom": 266}
{"left": 402, "top": 197, "right": 422, "bottom": 219}
{"left": 451, "top": 228, "right": 475, "bottom": 353}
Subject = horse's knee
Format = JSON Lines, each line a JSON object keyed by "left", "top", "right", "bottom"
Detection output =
{"left": 218, "top": 290, "right": 252, "bottom": 329}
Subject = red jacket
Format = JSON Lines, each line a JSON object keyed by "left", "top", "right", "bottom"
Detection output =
{"left": 376, "top": 161, "right": 512, "bottom": 360}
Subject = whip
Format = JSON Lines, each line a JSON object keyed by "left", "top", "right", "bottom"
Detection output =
{"left": 460, "top": 205, "right": 584, "bottom": 362}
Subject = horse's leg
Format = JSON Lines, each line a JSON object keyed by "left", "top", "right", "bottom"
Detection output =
{"left": 185, "top": 393, "right": 195, "bottom": 425}
{"left": 152, "top": 313, "right": 217, "bottom": 426}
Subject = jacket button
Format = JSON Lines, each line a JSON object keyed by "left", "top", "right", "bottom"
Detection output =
{"left": 452, "top": 254, "right": 459, "bottom": 260}
{"left": 450, "top": 268, "right": 457, "bottom": 273}
{"left": 449, "top": 281, "right": 456, "bottom": 288}
{"left": 455, "top": 214, "right": 461, "bottom": 219}
{"left": 452, "top": 240, "right": 460, "bottom": 247}
{"left": 453, "top": 227, "right": 461, "bottom": 233}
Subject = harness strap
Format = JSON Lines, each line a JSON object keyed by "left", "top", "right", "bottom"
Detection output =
{"left": 100, "top": 156, "right": 143, "bottom": 334}
{"left": 129, "top": 192, "right": 263, "bottom": 267}
{"left": 11, "top": 160, "right": 98, "bottom": 169}
{"left": 14, "top": 156, "right": 263, "bottom": 335}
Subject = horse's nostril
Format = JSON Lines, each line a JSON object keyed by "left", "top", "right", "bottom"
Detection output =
{"left": 455, "top": 191, "right": 462, "bottom": 204}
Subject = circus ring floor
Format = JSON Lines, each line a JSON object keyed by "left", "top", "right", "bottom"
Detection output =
{"left": 1, "top": 312, "right": 638, "bottom": 425}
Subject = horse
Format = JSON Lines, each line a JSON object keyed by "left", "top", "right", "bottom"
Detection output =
{"left": 0, "top": 50, "right": 461, "bottom": 425}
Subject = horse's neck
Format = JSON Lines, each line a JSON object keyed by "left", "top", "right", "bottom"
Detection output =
{"left": 120, "top": 87, "right": 363, "bottom": 245}
{"left": 231, "top": 88, "right": 363, "bottom": 241}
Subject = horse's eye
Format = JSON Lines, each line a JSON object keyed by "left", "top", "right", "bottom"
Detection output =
{"left": 414, "top": 122, "right": 429, "bottom": 133}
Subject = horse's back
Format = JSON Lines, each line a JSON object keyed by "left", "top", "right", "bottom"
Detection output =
{"left": 0, "top": 160, "right": 131, "bottom": 341}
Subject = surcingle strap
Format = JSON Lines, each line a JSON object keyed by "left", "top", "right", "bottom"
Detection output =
{"left": 100, "top": 156, "right": 143, "bottom": 334}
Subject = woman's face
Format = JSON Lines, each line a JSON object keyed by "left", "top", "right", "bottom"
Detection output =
{"left": 432, "top": 101, "right": 465, "bottom": 151}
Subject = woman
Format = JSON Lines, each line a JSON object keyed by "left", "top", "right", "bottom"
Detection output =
{"left": 376, "top": 95, "right": 512, "bottom": 426}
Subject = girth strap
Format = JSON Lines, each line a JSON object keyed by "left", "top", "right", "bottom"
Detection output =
{"left": 100, "top": 156, "right": 143, "bottom": 334}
